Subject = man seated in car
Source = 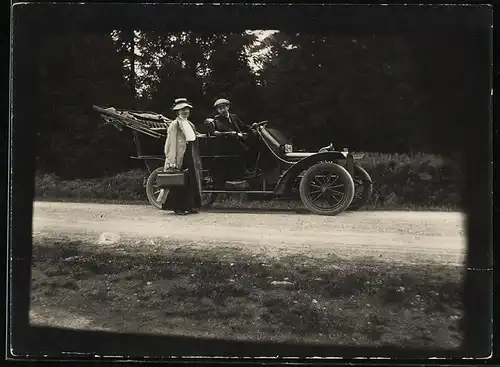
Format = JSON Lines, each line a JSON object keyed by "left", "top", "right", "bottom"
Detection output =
{"left": 204, "top": 98, "right": 258, "bottom": 180}
{"left": 205, "top": 98, "right": 248, "bottom": 135}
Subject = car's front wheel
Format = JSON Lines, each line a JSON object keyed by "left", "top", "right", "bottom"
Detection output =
{"left": 299, "top": 162, "right": 355, "bottom": 216}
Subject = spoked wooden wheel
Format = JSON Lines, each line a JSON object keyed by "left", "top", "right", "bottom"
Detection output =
{"left": 299, "top": 162, "right": 355, "bottom": 216}
{"left": 348, "top": 165, "right": 373, "bottom": 211}
{"left": 145, "top": 167, "right": 169, "bottom": 210}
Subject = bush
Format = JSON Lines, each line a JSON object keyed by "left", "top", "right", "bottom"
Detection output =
{"left": 34, "top": 153, "right": 462, "bottom": 209}
{"left": 357, "top": 153, "right": 462, "bottom": 208}
{"left": 35, "top": 170, "right": 145, "bottom": 201}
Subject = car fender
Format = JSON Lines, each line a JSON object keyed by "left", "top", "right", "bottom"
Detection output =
{"left": 274, "top": 152, "right": 350, "bottom": 194}
{"left": 355, "top": 165, "right": 373, "bottom": 183}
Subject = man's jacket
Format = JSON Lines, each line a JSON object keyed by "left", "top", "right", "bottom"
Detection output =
{"left": 212, "top": 113, "right": 247, "bottom": 133}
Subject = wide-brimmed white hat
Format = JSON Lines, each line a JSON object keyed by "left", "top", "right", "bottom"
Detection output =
{"left": 214, "top": 98, "right": 230, "bottom": 108}
{"left": 172, "top": 98, "right": 193, "bottom": 111}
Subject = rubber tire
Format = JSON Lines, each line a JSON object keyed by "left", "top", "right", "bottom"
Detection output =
{"left": 348, "top": 165, "right": 373, "bottom": 211}
{"left": 145, "top": 167, "right": 169, "bottom": 210}
{"left": 299, "top": 162, "right": 355, "bottom": 216}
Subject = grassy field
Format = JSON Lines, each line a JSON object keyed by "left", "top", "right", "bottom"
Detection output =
{"left": 34, "top": 152, "right": 463, "bottom": 210}
{"left": 31, "top": 236, "right": 464, "bottom": 348}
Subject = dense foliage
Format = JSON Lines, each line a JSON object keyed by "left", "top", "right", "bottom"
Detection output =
{"left": 33, "top": 29, "right": 481, "bottom": 179}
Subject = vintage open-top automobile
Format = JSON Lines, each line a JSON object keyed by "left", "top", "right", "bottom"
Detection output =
{"left": 93, "top": 105, "right": 373, "bottom": 215}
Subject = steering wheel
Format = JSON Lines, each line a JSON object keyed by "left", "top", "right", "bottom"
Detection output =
{"left": 251, "top": 120, "right": 268, "bottom": 130}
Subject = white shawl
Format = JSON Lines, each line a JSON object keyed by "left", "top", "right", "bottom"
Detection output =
{"left": 164, "top": 117, "right": 197, "bottom": 170}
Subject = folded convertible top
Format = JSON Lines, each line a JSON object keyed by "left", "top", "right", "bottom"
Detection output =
{"left": 93, "top": 105, "right": 172, "bottom": 138}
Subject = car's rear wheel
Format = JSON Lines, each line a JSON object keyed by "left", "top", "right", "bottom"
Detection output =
{"left": 348, "top": 165, "right": 373, "bottom": 211}
{"left": 299, "top": 162, "right": 355, "bottom": 216}
{"left": 146, "top": 167, "right": 169, "bottom": 210}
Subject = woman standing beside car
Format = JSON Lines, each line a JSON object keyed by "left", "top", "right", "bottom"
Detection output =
{"left": 162, "top": 98, "right": 203, "bottom": 215}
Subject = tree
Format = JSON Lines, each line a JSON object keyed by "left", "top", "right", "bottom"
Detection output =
{"left": 35, "top": 28, "right": 481, "bottom": 179}
{"left": 36, "top": 31, "right": 136, "bottom": 178}
{"left": 255, "top": 32, "right": 424, "bottom": 152}
{"left": 204, "top": 32, "right": 261, "bottom": 124}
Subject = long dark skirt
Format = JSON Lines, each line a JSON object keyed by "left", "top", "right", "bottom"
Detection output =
{"left": 164, "top": 141, "right": 203, "bottom": 212}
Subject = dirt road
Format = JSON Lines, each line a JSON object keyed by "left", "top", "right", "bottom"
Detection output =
{"left": 32, "top": 201, "right": 466, "bottom": 265}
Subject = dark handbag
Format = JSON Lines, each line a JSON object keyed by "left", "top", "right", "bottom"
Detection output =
{"left": 157, "top": 169, "right": 188, "bottom": 188}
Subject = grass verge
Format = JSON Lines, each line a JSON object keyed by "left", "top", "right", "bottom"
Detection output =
{"left": 31, "top": 237, "right": 464, "bottom": 348}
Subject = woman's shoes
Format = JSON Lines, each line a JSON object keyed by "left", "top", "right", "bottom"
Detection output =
{"left": 173, "top": 210, "right": 189, "bottom": 215}
{"left": 173, "top": 209, "right": 199, "bottom": 215}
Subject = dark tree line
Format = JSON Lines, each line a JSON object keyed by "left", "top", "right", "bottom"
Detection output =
{"left": 34, "top": 29, "right": 485, "bottom": 179}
